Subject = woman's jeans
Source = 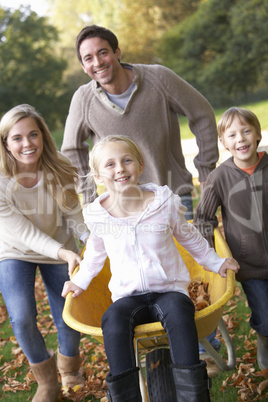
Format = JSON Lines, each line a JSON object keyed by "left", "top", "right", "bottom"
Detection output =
{"left": 101, "top": 291, "right": 199, "bottom": 376}
{"left": 241, "top": 278, "right": 268, "bottom": 336}
{"left": 0, "top": 259, "right": 81, "bottom": 364}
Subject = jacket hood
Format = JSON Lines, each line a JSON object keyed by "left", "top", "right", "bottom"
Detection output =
{"left": 223, "top": 152, "right": 268, "bottom": 173}
{"left": 82, "top": 183, "right": 181, "bottom": 225}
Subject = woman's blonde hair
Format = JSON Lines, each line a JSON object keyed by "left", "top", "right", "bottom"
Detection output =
{"left": 89, "top": 135, "right": 145, "bottom": 176}
{"left": 217, "top": 107, "right": 262, "bottom": 146}
{"left": 0, "top": 104, "right": 79, "bottom": 210}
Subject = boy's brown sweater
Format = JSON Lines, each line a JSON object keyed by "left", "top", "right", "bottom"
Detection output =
{"left": 194, "top": 153, "right": 268, "bottom": 282}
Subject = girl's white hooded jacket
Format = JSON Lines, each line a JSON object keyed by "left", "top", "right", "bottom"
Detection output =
{"left": 72, "top": 183, "right": 225, "bottom": 302}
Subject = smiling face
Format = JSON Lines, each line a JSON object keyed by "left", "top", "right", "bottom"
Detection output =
{"left": 6, "top": 117, "right": 43, "bottom": 173}
{"left": 94, "top": 141, "right": 144, "bottom": 196}
{"left": 220, "top": 115, "right": 261, "bottom": 169}
{"left": 79, "top": 36, "right": 121, "bottom": 90}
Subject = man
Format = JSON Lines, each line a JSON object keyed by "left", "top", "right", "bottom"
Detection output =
{"left": 62, "top": 24, "right": 221, "bottom": 376}
{"left": 61, "top": 25, "right": 219, "bottom": 220}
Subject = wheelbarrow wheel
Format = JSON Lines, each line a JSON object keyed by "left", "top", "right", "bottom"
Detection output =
{"left": 145, "top": 348, "right": 177, "bottom": 402}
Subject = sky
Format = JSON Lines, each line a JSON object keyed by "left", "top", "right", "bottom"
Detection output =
{"left": 0, "top": 0, "right": 48, "bottom": 15}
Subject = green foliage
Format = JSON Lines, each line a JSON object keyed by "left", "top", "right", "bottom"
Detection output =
{"left": 111, "top": 0, "right": 202, "bottom": 63}
{"left": 157, "top": 0, "right": 268, "bottom": 108}
{"left": 50, "top": 0, "right": 201, "bottom": 65}
{"left": 0, "top": 6, "right": 73, "bottom": 130}
{"left": 179, "top": 99, "right": 268, "bottom": 141}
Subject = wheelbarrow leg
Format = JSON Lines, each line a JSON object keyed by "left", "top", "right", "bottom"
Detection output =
{"left": 135, "top": 339, "right": 149, "bottom": 402}
{"left": 199, "top": 318, "right": 236, "bottom": 371}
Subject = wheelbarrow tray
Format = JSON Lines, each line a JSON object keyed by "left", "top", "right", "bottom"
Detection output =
{"left": 63, "top": 226, "right": 236, "bottom": 401}
{"left": 63, "top": 226, "right": 235, "bottom": 349}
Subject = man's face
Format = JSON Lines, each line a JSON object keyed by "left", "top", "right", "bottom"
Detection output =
{"left": 79, "top": 37, "right": 121, "bottom": 89}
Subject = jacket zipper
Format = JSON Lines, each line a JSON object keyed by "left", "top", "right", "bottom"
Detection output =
{"left": 248, "top": 173, "right": 267, "bottom": 248}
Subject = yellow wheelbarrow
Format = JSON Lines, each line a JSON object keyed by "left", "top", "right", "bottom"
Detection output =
{"left": 63, "top": 227, "right": 236, "bottom": 401}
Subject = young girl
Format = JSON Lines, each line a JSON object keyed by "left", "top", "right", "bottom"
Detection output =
{"left": 194, "top": 107, "right": 268, "bottom": 372}
{"left": 0, "top": 104, "right": 90, "bottom": 401}
{"left": 62, "top": 135, "right": 239, "bottom": 401}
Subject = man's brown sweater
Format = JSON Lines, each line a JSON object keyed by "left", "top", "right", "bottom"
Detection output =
{"left": 61, "top": 63, "right": 219, "bottom": 204}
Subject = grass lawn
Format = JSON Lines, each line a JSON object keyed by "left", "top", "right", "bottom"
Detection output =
{"left": 179, "top": 99, "right": 268, "bottom": 140}
{"left": 1, "top": 270, "right": 268, "bottom": 401}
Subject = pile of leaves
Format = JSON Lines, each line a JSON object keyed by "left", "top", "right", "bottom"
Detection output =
{"left": 61, "top": 340, "right": 109, "bottom": 401}
{"left": 0, "top": 271, "right": 109, "bottom": 401}
{"left": 188, "top": 279, "right": 211, "bottom": 311}
{"left": 219, "top": 287, "right": 268, "bottom": 401}
{"left": 221, "top": 361, "right": 268, "bottom": 401}
{"left": 1, "top": 271, "right": 268, "bottom": 400}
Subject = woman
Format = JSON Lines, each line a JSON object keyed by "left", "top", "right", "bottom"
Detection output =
{"left": 0, "top": 104, "right": 89, "bottom": 401}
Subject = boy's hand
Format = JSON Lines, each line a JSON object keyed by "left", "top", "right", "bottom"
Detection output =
{"left": 218, "top": 257, "right": 240, "bottom": 278}
{"left": 62, "top": 281, "right": 84, "bottom": 298}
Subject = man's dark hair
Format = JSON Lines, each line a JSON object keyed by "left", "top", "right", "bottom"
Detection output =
{"left": 76, "top": 25, "right": 119, "bottom": 63}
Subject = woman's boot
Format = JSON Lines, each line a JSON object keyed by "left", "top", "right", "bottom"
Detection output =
{"left": 57, "top": 349, "right": 84, "bottom": 388}
{"left": 106, "top": 367, "right": 142, "bottom": 402}
{"left": 30, "top": 350, "right": 60, "bottom": 402}
{"left": 257, "top": 334, "right": 268, "bottom": 370}
{"left": 172, "top": 360, "right": 211, "bottom": 402}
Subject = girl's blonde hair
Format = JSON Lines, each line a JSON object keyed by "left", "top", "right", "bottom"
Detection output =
{"left": 217, "top": 107, "right": 262, "bottom": 146}
{"left": 89, "top": 135, "right": 145, "bottom": 175}
{"left": 0, "top": 104, "right": 79, "bottom": 210}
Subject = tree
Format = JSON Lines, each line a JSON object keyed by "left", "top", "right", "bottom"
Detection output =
{"left": 157, "top": 0, "right": 268, "bottom": 107}
{"left": 45, "top": 0, "right": 202, "bottom": 98}
{"left": 0, "top": 6, "right": 70, "bottom": 130}
{"left": 108, "top": 0, "right": 202, "bottom": 63}
{"left": 49, "top": 0, "right": 201, "bottom": 64}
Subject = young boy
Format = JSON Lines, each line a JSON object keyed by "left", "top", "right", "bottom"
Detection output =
{"left": 194, "top": 107, "right": 268, "bottom": 371}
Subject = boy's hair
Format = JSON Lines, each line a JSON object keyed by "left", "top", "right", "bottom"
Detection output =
{"left": 217, "top": 107, "right": 262, "bottom": 146}
{"left": 76, "top": 25, "right": 119, "bottom": 63}
{"left": 90, "top": 135, "right": 145, "bottom": 176}
{"left": 0, "top": 104, "right": 79, "bottom": 210}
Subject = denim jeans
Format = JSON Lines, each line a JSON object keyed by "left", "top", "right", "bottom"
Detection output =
{"left": 101, "top": 291, "right": 199, "bottom": 376}
{"left": 180, "top": 192, "right": 193, "bottom": 221}
{"left": 241, "top": 278, "right": 268, "bottom": 336}
{"left": 0, "top": 259, "right": 81, "bottom": 364}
